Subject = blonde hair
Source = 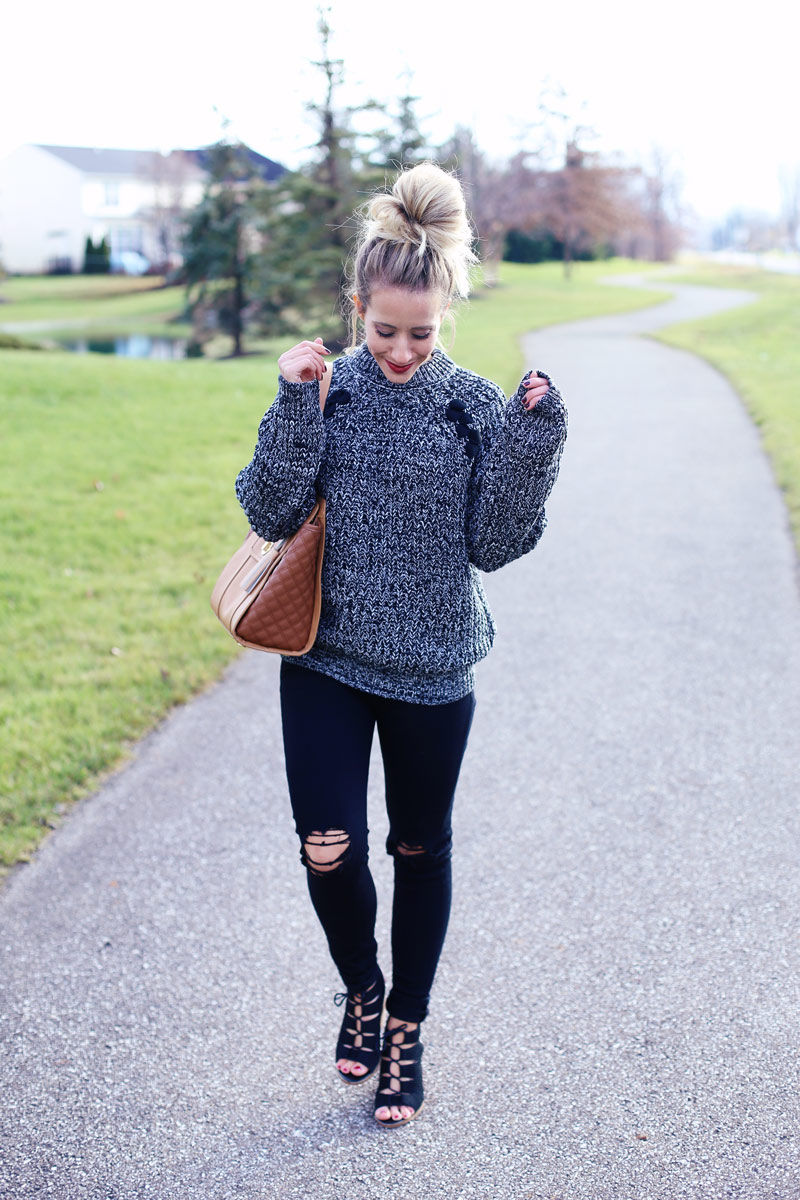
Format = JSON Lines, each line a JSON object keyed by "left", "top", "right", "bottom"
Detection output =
{"left": 345, "top": 162, "right": 478, "bottom": 348}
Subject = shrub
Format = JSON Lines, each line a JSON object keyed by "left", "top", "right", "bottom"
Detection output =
{"left": 83, "top": 236, "right": 111, "bottom": 274}
{"left": 504, "top": 228, "right": 563, "bottom": 264}
{"left": 0, "top": 332, "right": 42, "bottom": 350}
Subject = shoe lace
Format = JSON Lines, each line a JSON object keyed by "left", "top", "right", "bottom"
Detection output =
{"left": 334, "top": 980, "right": 381, "bottom": 1054}
{"left": 378, "top": 1022, "right": 421, "bottom": 1098}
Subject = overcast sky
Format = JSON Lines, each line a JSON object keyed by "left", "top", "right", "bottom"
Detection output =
{"left": 3, "top": 0, "right": 798, "bottom": 222}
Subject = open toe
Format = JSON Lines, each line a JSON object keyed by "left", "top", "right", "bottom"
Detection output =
{"left": 334, "top": 969, "right": 385, "bottom": 1085}
{"left": 374, "top": 1021, "right": 424, "bottom": 1128}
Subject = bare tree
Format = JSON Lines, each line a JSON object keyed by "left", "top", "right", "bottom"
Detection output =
{"left": 529, "top": 140, "right": 638, "bottom": 276}
{"left": 440, "top": 85, "right": 688, "bottom": 273}
{"left": 500, "top": 88, "right": 642, "bottom": 275}
{"left": 439, "top": 127, "right": 510, "bottom": 264}
{"left": 639, "top": 146, "right": 683, "bottom": 261}
{"left": 711, "top": 207, "right": 781, "bottom": 253}
{"left": 140, "top": 150, "right": 202, "bottom": 273}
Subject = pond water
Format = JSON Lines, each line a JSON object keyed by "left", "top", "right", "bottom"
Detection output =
{"left": 55, "top": 334, "right": 188, "bottom": 359}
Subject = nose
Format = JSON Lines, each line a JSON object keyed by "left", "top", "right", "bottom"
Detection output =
{"left": 392, "top": 334, "right": 413, "bottom": 362}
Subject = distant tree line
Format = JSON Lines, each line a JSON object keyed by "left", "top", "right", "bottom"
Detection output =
{"left": 181, "top": 15, "right": 683, "bottom": 356}
{"left": 712, "top": 166, "right": 800, "bottom": 254}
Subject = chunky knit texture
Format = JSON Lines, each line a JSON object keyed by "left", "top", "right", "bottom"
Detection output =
{"left": 235, "top": 344, "right": 567, "bottom": 703}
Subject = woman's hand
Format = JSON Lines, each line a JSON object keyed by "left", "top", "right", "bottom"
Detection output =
{"left": 520, "top": 370, "right": 551, "bottom": 411}
{"left": 278, "top": 337, "right": 331, "bottom": 383}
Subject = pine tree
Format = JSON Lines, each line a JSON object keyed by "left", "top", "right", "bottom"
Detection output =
{"left": 83, "top": 236, "right": 95, "bottom": 274}
{"left": 251, "top": 9, "right": 379, "bottom": 345}
{"left": 250, "top": 13, "right": 432, "bottom": 344}
{"left": 98, "top": 236, "right": 111, "bottom": 274}
{"left": 181, "top": 139, "right": 260, "bottom": 356}
{"left": 83, "top": 235, "right": 110, "bottom": 274}
{"left": 368, "top": 78, "right": 429, "bottom": 177}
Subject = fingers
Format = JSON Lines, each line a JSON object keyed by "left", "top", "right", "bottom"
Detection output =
{"left": 277, "top": 338, "right": 331, "bottom": 383}
{"left": 521, "top": 370, "right": 550, "bottom": 411}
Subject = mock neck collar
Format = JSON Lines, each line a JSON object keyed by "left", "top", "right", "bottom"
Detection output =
{"left": 347, "top": 343, "right": 458, "bottom": 390}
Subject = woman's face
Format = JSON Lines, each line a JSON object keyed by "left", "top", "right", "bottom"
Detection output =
{"left": 358, "top": 287, "right": 446, "bottom": 382}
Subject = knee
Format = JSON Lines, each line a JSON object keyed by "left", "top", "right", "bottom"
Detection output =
{"left": 301, "top": 828, "right": 352, "bottom": 879}
{"left": 396, "top": 841, "right": 426, "bottom": 858}
{"left": 388, "top": 833, "right": 452, "bottom": 872}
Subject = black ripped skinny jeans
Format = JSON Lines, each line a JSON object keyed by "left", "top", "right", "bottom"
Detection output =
{"left": 279, "top": 660, "right": 476, "bottom": 1024}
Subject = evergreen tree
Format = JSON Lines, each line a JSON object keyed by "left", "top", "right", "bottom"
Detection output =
{"left": 368, "top": 78, "right": 429, "bottom": 177}
{"left": 251, "top": 9, "right": 381, "bottom": 345}
{"left": 251, "top": 171, "right": 349, "bottom": 340}
{"left": 181, "top": 138, "right": 261, "bottom": 356}
{"left": 83, "top": 235, "right": 110, "bottom": 274}
{"left": 98, "top": 236, "right": 111, "bottom": 273}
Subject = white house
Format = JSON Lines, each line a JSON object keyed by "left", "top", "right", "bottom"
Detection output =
{"left": 0, "top": 143, "right": 284, "bottom": 275}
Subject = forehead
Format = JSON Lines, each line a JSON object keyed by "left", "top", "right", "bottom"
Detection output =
{"left": 366, "top": 287, "right": 444, "bottom": 327}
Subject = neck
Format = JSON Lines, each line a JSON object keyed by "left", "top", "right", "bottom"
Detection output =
{"left": 351, "top": 343, "right": 457, "bottom": 388}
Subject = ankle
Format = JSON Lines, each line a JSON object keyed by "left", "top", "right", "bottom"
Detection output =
{"left": 386, "top": 1015, "right": 419, "bottom": 1032}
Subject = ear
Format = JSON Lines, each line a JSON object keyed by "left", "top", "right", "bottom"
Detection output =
{"left": 353, "top": 293, "right": 366, "bottom": 318}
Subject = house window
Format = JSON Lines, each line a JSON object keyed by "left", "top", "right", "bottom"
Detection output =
{"left": 104, "top": 182, "right": 119, "bottom": 206}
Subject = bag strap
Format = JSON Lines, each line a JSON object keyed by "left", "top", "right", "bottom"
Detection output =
{"left": 319, "top": 360, "right": 333, "bottom": 411}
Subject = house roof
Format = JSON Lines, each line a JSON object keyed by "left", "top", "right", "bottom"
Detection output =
{"left": 35, "top": 145, "right": 165, "bottom": 174}
{"left": 35, "top": 144, "right": 286, "bottom": 183}
{"left": 186, "top": 146, "right": 286, "bottom": 183}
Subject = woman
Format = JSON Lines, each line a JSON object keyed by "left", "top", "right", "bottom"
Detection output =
{"left": 235, "top": 162, "right": 567, "bottom": 1128}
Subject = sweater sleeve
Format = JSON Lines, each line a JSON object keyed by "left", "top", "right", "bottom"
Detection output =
{"left": 465, "top": 372, "right": 568, "bottom": 573}
{"left": 234, "top": 376, "right": 325, "bottom": 541}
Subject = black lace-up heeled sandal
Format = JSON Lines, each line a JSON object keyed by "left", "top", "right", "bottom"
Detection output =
{"left": 374, "top": 1021, "right": 424, "bottom": 1128}
{"left": 334, "top": 968, "right": 385, "bottom": 1085}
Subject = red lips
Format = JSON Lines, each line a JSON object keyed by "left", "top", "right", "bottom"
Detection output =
{"left": 388, "top": 360, "right": 414, "bottom": 372}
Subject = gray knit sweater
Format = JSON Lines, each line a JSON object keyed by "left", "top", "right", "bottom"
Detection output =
{"left": 235, "top": 343, "right": 567, "bottom": 703}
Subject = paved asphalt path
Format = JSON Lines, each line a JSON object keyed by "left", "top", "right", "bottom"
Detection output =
{"left": 3, "top": 280, "right": 800, "bottom": 1200}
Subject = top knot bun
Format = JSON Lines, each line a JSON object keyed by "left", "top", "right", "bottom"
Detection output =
{"left": 361, "top": 163, "right": 477, "bottom": 300}
{"left": 346, "top": 163, "right": 478, "bottom": 345}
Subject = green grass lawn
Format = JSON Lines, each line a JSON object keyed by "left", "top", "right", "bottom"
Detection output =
{"left": 0, "top": 351, "right": 272, "bottom": 869}
{"left": 0, "top": 260, "right": 668, "bottom": 874}
{"left": 0, "top": 274, "right": 190, "bottom": 339}
{"left": 654, "top": 263, "right": 800, "bottom": 545}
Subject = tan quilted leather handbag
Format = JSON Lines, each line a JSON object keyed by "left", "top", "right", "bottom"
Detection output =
{"left": 210, "top": 367, "right": 330, "bottom": 654}
{"left": 210, "top": 498, "right": 326, "bottom": 653}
